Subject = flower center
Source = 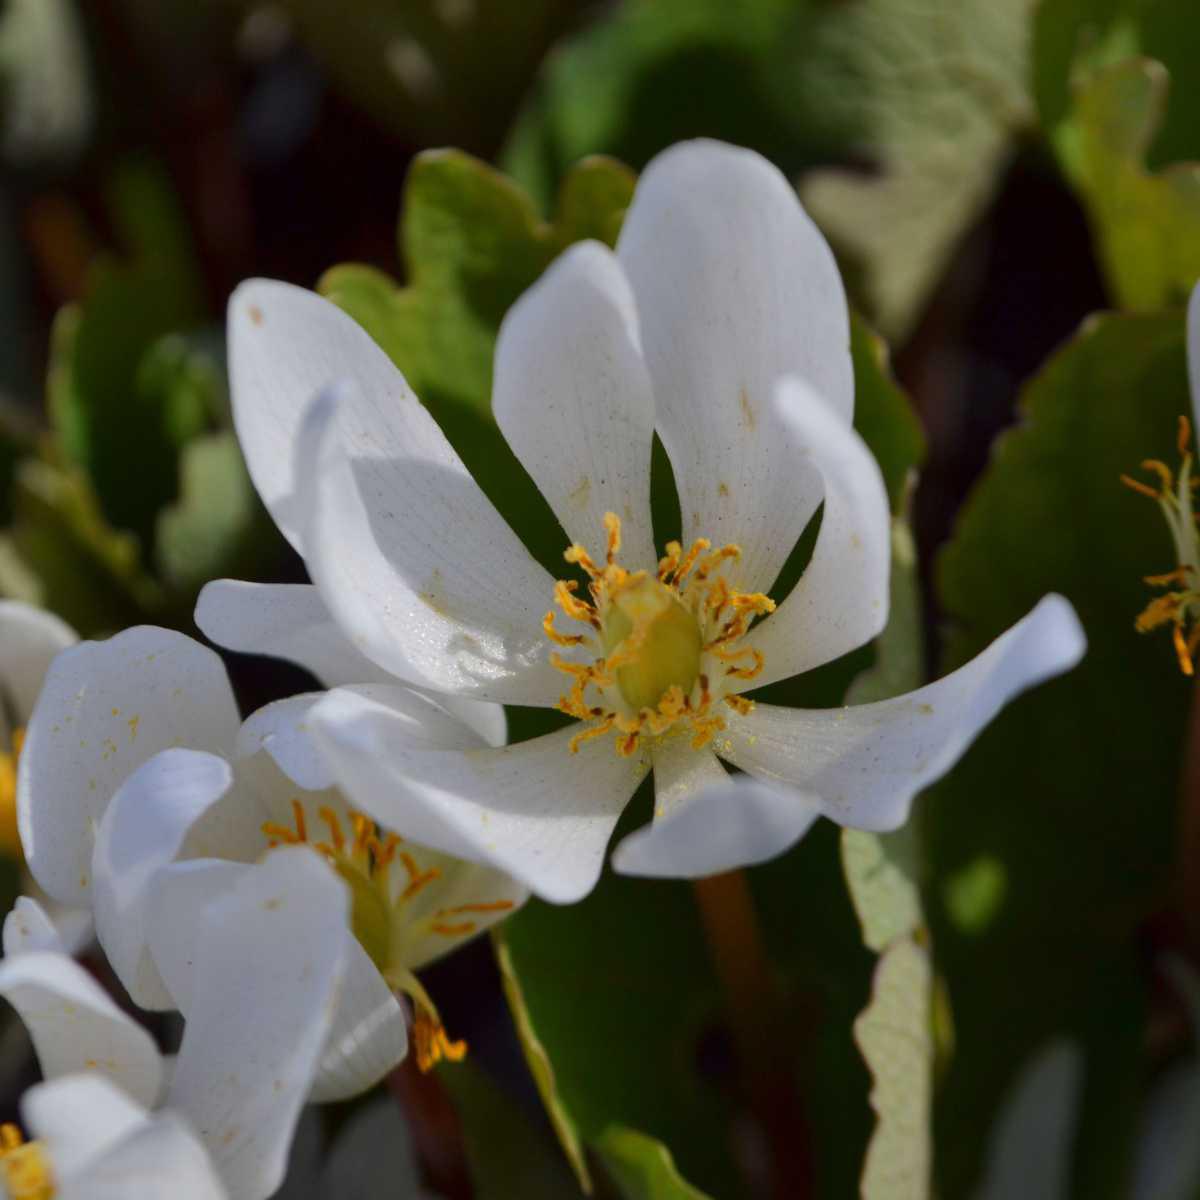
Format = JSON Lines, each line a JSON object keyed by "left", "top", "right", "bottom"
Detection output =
{"left": 0, "top": 728, "right": 24, "bottom": 860}
{"left": 0, "top": 1124, "right": 54, "bottom": 1200}
{"left": 544, "top": 513, "right": 774, "bottom": 756}
{"left": 1122, "top": 414, "right": 1200, "bottom": 674}
{"left": 261, "top": 802, "right": 513, "bottom": 1071}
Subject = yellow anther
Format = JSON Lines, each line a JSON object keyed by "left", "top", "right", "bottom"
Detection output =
{"left": 1181, "top": 414, "right": 1194, "bottom": 456}
{"left": 437, "top": 900, "right": 516, "bottom": 917}
{"left": 317, "top": 806, "right": 346, "bottom": 853}
{"left": 724, "top": 694, "right": 755, "bottom": 715}
{"left": 0, "top": 727, "right": 24, "bottom": 860}
{"left": 399, "top": 852, "right": 441, "bottom": 901}
{"left": 431, "top": 920, "right": 477, "bottom": 937}
{"left": 0, "top": 1124, "right": 54, "bottom": 1200}
{"left": 1121, "top": 473, "right": 1162, "bottom": 499}
{"left": 674, "top": 537, "right": 711, "bottom": 585}
{"left": 412, "top": 1003, "right": 467, "bottom": 1073}
{"left": 604, "top": 512, "right": 622, "bottom": 564}
{"left": 564, "top": 542, "right": 600, "bottom": 578}
{"left": 543, "top": 611, "right": 588, "bottom": 647}
{"left": 568, "top": 714, "right": 616, "bottom": 754}
{"left": 1142, "top": 459, "right": 1175, "bottom": 490}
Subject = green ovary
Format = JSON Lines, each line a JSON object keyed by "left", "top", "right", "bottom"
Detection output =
{"left": 335, "top": 860, "right": 393, "bottom": 973}
{"left": 601, "top": 577, "right": 703, "bottom": 712}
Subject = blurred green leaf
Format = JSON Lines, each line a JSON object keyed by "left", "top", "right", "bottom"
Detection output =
{"left": 506, "top": 0, "right": 1036, "bottom": 339}
{"left": 494, "top": 854, "right": 738, "bottom": 1195}
{"left": 854, "top": 938, "right": 934, "bottom": 1200}
{"left": 155, "top": 432, "right": 275, "bottom": 594}
{"left": 1064, "top": 58, "right": 1200, "bottom": 311}
{"left": 47, "top": 161, "right": 205, "bottom": 548}
{"left": 594, "top": 1126, "right": 711, "bottom": 1200}
{"left": 0, "top": 459, "right": 160, "bottom": 635}
{"left": 929, "top": 311, "right": 1187, "bottom": 1196}
{"left": 322, "top": 150, "right": 635, "bottom": 572}
{"left": 440, "top": 1059, "right": 581, "bottom": 1200}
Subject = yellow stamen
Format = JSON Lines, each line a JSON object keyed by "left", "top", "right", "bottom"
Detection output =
{"left": 0, "top": 1124, "right": 54, "bottom": 1200}
{"left": 411, "top": 1002, "right": 467, "bottom": 1073}
{"left": 0, "top": 727, "right": 25, "bottom": 859}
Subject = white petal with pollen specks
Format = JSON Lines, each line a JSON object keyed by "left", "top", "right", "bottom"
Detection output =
{"left": 309, "top": 937, "right": 408, "bottom": 1103}
{"left": 63, "top": 1111, "right": 229, "bottom": 1200}
{"left": 195, "top": 581, "right": 395, "bottom": 687}
{"left": 0, "top": 951, "right": 163, "bottom": 1107}
{"left": 311, "top": 686, "right": 648, "bottom": 903}
{"left": 237, "top": 695, "right": 333, "bottom": 791}
{"left": 614, "top": 750, "right": 820, "bottom": 879}
{"left": 18, "top": 626, "right": 240, "bottom": 907}
{"left": 618, "top": 139, "right": 853, "bottom": 596}
{"left": 296, "top": 384, "right": 569, "bottom": 707}
{"left": 494, "top": 240, "right": 657, "bottom": 569}
{"left": 91, "top": 750, "right": 234, "bottom": 1011}
{"left": 0, "top": 600, "right": 75, "bottom": 730}
{"left": 23, "top": 1073, "right": 150, "bottom": 1179}
{"left": 168, "top": 847, "right": 348, "bottom": 1200}
{"left": 3, "top": 895, "right": 65, "bottom": 955}
{"left": 742, "top": 378, "right": 891, "bottom": 690}
{"left": 724, "top": 596, "right": 1087, "bottom": 832}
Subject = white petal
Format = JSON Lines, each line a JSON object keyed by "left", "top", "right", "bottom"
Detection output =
{"left": 617, "top": 139, "right": 853, "bottom": 594}
{"left": 396, "top": 850, "right": 528, "bottom": 971}
{"left": 237, "top": 695, "right": 332, "bottom": 791}
{"left": 296, "top": 385, "right": 566, "bottom": 706}
{"left": 18, "top": 626, "right": 239, "bottom": 906}
{"left": 493, "top": 240, "right": 657, "bottom": 568}
{"left": 228, "top": 278, "right": 418, "bottom": 552}
{"left": 1189, "top": 281, "right": 1200, "bottom": 426}
{"left": 741, "top": 378, "right": 891, "bottom": 689}
{"left": 0, "top": 951, "right": 163, "bottom": 1107}
{"left": 0, "top": 600, "right": 76, "bottom": 729}
{"left": 91, "top": 750, "right": 234, "bottom": 1011}
{"left": 311, "top": 688, "right": 648, "bottom": 903}
{"left": 167, "top": 846, "right": 348, "bottom": 1200}
{"left": 723, "top": 596, "right": 1087, "bottom": 832}
{"left": 195, "top": 581, "right": 396, "bottom": 687}
{"left": 613, "top": 746, "right": 820, "bottom": 878}
{"left": 309, "top": 935, "right": 408, "bottom": 1103}
{"left": 3, "top": 895, "right": 65, "bottom": 956}
{"left": 146, "top": 861, "right": 253, "bottom": 1016}
{"left": 60, "top": 1112, "right": 229, "bottom": 1200}
{"left": 23, "top": 1073, "right": 150, "bottom": 1178}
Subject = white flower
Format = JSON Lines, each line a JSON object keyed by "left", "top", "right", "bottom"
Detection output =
{"left": 0, "top": 601, "right": 75, "bottom": 859}
{"left": 17, "top": 626, "right": 525, "bottom": 1096}
{"left": 204, "top": 138, "right": 1086, "bottom": 904}
{"left": 0, "top": 847, "right": 348, "bottom": 1200}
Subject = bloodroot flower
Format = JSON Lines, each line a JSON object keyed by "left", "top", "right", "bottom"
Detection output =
{"left": 202, "top": 139, "right": 1086, "bottom": 904}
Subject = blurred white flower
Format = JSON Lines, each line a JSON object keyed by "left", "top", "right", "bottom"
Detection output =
{"left": 204, "top": 138, "right": 1086, "bottom": 903}
{"left": 18, "top": 626, "right": 525, "bottom": 1096}
{"left": 0, "top": 847, "right": 347, "bottom": 1200}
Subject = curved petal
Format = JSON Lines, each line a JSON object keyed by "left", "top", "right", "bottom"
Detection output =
{"left": 0, "top": 600, "right": 76, "bottom": 728}
{"left": 723, "top": 596, "right": 1087, "bottom": 831}
{"left": 0, "top": 951, "right": 163, "bottom": 1107}
{"left": 146, "top": 860, "right": 253, "bottom": 1016}
{"left": 3, "top": 895, "right": 65, "bottom": 956}
{"left": 617, "top": 139, "right": 853, "bottom": 594}
{"left": 613, "top": 773, "right": 821, "bottom": 880}
{"left": 297, "top": 384, "right": 568, "bottom": 707}
{"left": 195, "top": 581, "right": 396, "bottom": 687}
{"left": 23, "top": 1074, "right": 150, "bottom": 1179}
{"left": 167, "top": 847, "right": 348, "bottom": 1200}
{"left": 18, "top": 626, "right": 240, "bottom": 906}
{"left": 741, "top": 378, "right": 892, "bottom": 689}
{"left": 493, "top": 240, "right": 657, "bottom": 568}
{"left": 61, "top": 1112, "right": 229, "bottom": 1200}
{"left": 311, "top": 688, "right": 648, "bottom": 903}
{"left": 228, "top": 278, "right": 415, "bottom": 552}
{"left": 91, "top": 750, "right": 234, "bottom": 1011}
{"left": 237, "top": 695, "right": 333, "bottom": 791}
{"left": 309, "top": 936, "right": 408, "bottom": 1103}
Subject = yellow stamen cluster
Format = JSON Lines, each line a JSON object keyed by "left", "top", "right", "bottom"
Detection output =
{"left": 0, "top": 1124, "right": 53, "bottom": 1200}
{"left": 0, "top": 728, "right": 23, "bottom": 860}
{"left": 1122, "top": 415, "right": 1200, "bottom": 674}
{"left": 261, "top": 803, "right": 513, "bottom": 1072}
{"left": 545, "top": 513, "right": 775, "bottom": 756}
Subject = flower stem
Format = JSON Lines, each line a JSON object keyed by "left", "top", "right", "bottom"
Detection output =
{"left": 692, "top": 870, "right": 813, "bottom": 1199}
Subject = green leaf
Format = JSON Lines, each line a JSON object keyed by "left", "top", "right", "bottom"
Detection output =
{"left": 321, "top": 150, "right": 635, "bottom": 572}
{"left": 439, "top": 1059, "right": 582, "bottom": 1200}
{"left": 929, "top": 310, "right": 1188, "bottom": 1196}
{"left": 155, "top": 432, "right": 277, "bottom": 594}
{"left": 494, "top": 849, "right": 739, "bottom": 1196}
{"left": 0, "top": 459, "right": 161, "bottom": 635}
{"left": 853, "top": 938, "right": 933, "bottom": 1200}
{"left": 1064, "top": 57, "right": 1200, "bottom": 312}
{"left": 593, "top": 1126, "right": 712, "bottom": 1200}
{"left": 46, "top": 160, "right": 205, "bottom": 547}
